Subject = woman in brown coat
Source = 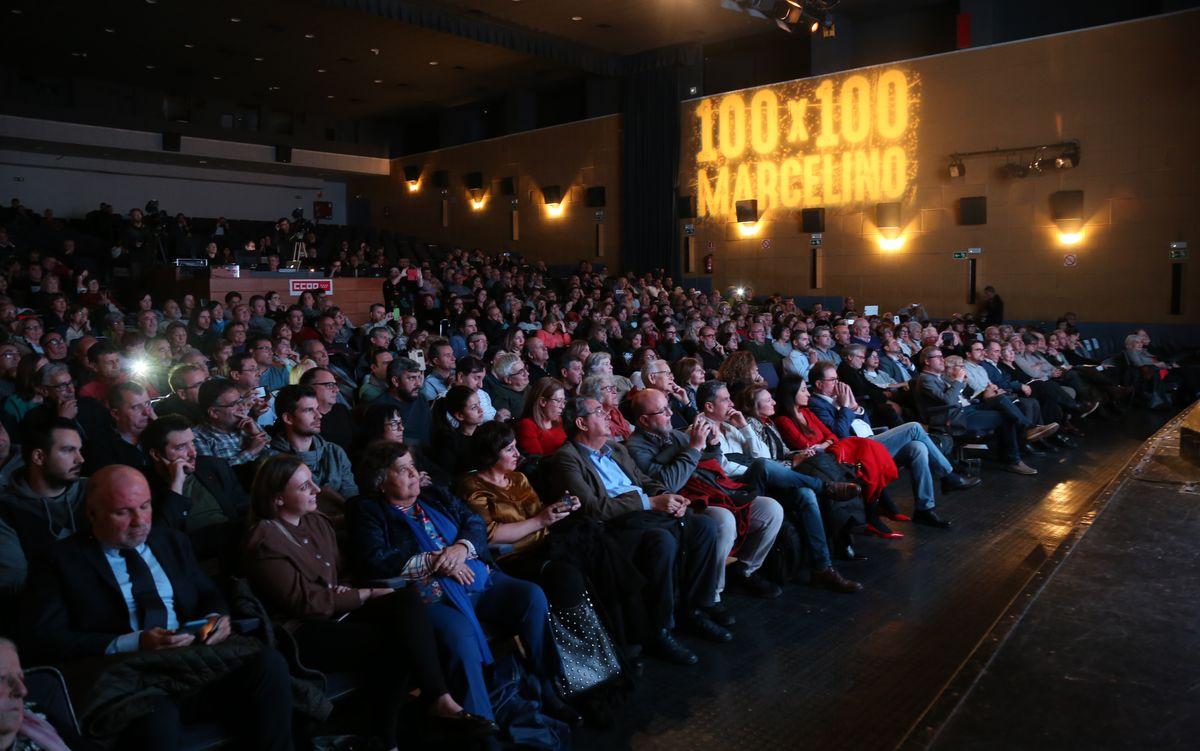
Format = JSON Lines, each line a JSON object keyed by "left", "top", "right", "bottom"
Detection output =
{"left": 242, "top": 455, "right": 497, "bottom": 748}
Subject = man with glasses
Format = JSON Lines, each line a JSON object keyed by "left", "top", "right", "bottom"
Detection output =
{"left": 192, "top": 378, "right": 270, "bottom": 467}
{"left": 916, "top": 348, "right": 1041, "bottom": 478}
{"left": 808, "top": 361, "right": 978, "bottom": 529}
{"left": 627, "top": 388, "right": 785, "bottom": 605}
{"left": 741, "top": 322, "right": 783, "bottom": 369}
{"left": 153, "top": 363, "right": 207, "bottom": 423}
{"left": 546, "top": 396, "right": 729, "bottom": 666}
{"left": 695, "top": 327, "right": 725, "bottom": 375}
{"left": 247, "top": 335, "right": 290, "bottom": 392}
{"left": 642, "top": 359, "right": 696, "bottom": 429}
{"left": 372, "top": 357, "right": 433, "bottom": 445}
{"left": 228, "top": 352, "right": 275, "bottom": 429}
{"left": 655, "top": 322, "right": 687, "bottom": 363}
{"left": 487, "top": 353, "right": 528, "bottom": 419}
{"left": 299, "top": 367, "right": 355, "bottom": 452}
{"left": 838, "top": 344, "right": 903, "bottom": 428}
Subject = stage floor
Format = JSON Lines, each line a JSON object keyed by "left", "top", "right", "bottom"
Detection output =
{"left": 575, "top": 407, "right": 1180, "bottom": 751}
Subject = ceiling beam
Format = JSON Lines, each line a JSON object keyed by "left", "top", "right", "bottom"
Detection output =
{"left": 327, "top": 0, "right": 623, "bottom": 76}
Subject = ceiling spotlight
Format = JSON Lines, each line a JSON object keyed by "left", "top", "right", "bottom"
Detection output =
{"left": 10, "top": 8, "right": 22, "bottom": 14}
{"left": 229, "top": 17, "right": 241, "bottom": 23}
{"left": 103, "top": 27, "right": 116, "bottom": 33}
{"left": 317, "top": 68, "right": 326, "bottom": 73}
{"left": 304, "top": 33, "right": 316, "bottom": 39}
{"left": 253, "top": 56, "right": 264, "bottom": 62}
{"left": 373, "top": 79, "right": 383, "bottom": 84}
{"left": 268, "top": 85, "right": 280, "bottom": 91}
{"left": 721, "top": 1, "right": 837, "bottom": 33}
{"left": 429, "top": 60, "right": 439, "bottom": 66}
{"left": 571, "top": 16, "right": 583, "bottom": 21}
{"left": 1055, "top": 141, "right": 1081, "bottom": 170}
{"left": 369, "top": 47, "right": 380, "bottom": 55}
{"left": 327, "top": 95, "right": 335, "bottom": 99}
{"left": 212, "top": 75, "right": 222, "bottom": 80}
{"left": 145, "top": 64, "right": 156, "bottom": 69}
{"left": 184, "top": 42, "right": 195, "bottom": 48}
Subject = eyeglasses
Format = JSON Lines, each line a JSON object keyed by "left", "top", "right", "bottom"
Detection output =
{"left": 310, "top": 381, "right": 338, "bottom": 389}
{"left": 601, "top": 385, "right": 618, "bottom": 393}
{"left": 384, "top": 419, "right": 403, "bottom": 430}
{"left": 546, "top": 396, "right": 567, "bottom": 404}
{"left": 644, "top": 406, "right": 673, "bottom": 417}
{"left": 926, "top": 354, "right": 945, "bottom": 360}
{"left": 214, "top": 397, "right": 247, "bottom": 409}
{"left": 49, "top": 380, "right": 74, "bottom": 392}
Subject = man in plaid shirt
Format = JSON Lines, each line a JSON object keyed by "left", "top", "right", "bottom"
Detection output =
{"left": 192, "top": 378, "right": 270, "bottom": 466}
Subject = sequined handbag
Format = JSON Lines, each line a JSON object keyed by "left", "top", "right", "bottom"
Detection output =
{"left": 549, "top": 593, "right": 624, "bottom": 699}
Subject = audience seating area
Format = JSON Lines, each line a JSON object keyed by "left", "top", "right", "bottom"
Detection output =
{"left": 0, "top": 197, "right": 1198, "bottom": 751}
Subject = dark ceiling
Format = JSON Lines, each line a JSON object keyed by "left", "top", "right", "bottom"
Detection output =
{"left": 0, "top": 0, "right": 792, "bottom": 121}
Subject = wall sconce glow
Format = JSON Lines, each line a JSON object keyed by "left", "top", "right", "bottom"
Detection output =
{"left": 736, "top": 221, "right": 761, "bottom": 238}
{"left": 1058, "top": 231, "right": 1083, "bottom": 246}
{"left": 542, "top": 185, "right": 564, "bottom": 218}
{"left": 545, "top": 202, "right": 565, "bottom": 218}
{"left": 470, "top": 197, "right": 486, "bottom": 210}
{"left": 406, "top": 181, "right": 420, "bottom": 193}
{"left": 878, "top": 235, "right": 905, "bottom": 251}
{"left": 402, "top": 165, "right": 422, "bottom": 192}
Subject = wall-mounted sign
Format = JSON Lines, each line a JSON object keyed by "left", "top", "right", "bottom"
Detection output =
{"left": 761, "top": 238, "right": 773, "bottom": 250}
{"left": 1063, "top": 253, "right": 1078, "bottom": 268}
{"left": 1168, "top": 241, "right": 1188, "bottom": 260}
{"left": 289, "top": 279, "right": 334, "bottom": 296}
{"left": 706, "top": 240, "right": 715, "bottom": 250}
{"left": 952, "top": 251, "right": 968, "bottom": 259}
{"left": 686, "top": 66, "right": 920, "bottom": 222}
{"left": 810, "top": 233, "right": 823, "bottom": 246}
{"left": 967, "top": 247, "right": 982, "bottom": 254}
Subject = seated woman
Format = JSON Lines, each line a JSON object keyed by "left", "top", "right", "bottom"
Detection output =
{"left": 430, "top": 385, "right": 486, "bottom": 476}
{"left": 718, "top": 350, "right": 764, "bottom": 401}
{"left": 578, "top": 374, "right": 631, "bottom": 442}
{"left": 346, "top": 441, "right": 573, "bottom": 723}
{"left": 584, "top": 351, "right": 633, "bottom": 400}
{"left": 515, "top": 377, "right": 568, "bottom": 456}
{"left": 461, "top": 422, "right": 645, "bottom": 650}
{"left": 243, "top": 456, "right": 497, "bottom": 747}
{"left": 358, "top": 403, "right": 446, "bottom": 486}
{"left": 772, "top": 379, "right": 906, "bottom": 538}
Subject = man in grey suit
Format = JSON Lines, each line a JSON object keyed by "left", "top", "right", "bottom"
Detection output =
{"left": 915, "top": 347, "right": 1038, "bottom": 476}
{"left": 544, "top": 396, "right": 729, "bottom": 666}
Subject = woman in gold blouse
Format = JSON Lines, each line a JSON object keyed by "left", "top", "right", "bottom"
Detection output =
{"left": 460, "top": 421, "right": 650, "bottom": 651}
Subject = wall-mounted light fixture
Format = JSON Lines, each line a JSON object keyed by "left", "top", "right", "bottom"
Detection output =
{"left": 465, "top": 171, "right": 485, "bottom": 210}
{"left": 875, "top": 201, "right": 902, "bottom": 249}
{"left": 403, "top": 165, "right": 421, "bottom": 192}
{"left": 950, "top": 139, "right": 1081, "bottom": 180}
{"left": 1051, "top": 189, "right": 1084, "bottom": 245}
{"left": 542, "top": 185, "right": 564, "bottom": 218}
{"left": 734, "top": 199, "right": 760, "bottom": 236}
{"left": 948, "top": 156, "right": 966, "bottom": 178}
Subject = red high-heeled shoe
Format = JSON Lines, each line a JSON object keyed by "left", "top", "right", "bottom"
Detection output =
{"left": 882, "top": 513, "right": 912, "bottom": 522}
{"left": 865, "top": 524, "right": 904, "bottom": 540}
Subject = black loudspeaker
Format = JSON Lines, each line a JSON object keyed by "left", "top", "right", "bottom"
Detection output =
{"left": 677, "top": 195, "right": 696, "bottom": 219}
{"left": 586, "top": 186, "right": 606, "bottom": 207}
{"left": 876, "top": 201, "right": 901, "bottom": 229}
{"left": 433, "top": 170, "right": 450, "bottom": 189}
{"left": 465, "top": 172, "right": 484, "bottom": 191}
{"left": 1050, "top": 190, "right": 1084, "bottom": 222}
{"left": 274, "top": 145, "right": 292, "bottom": 164}
{"left": 403, "top": 165, "right": 422, "bottom": 182}
{"left": 542, "top": 185, "right": 563, "bottom": 205}
{"left": 500, "top": 177, "right": 517, "bottom": 196}
{"left": 735, "top": 199, "right": 758, "bottom": 223}
{"left": 162, "top": 132, "right": 181, "bottom": 152}
{"left": 959, "top": 196, "right": 987, "bottom": 225}
{"left": 801, "top": 207, "right": 825, "bottom": 233}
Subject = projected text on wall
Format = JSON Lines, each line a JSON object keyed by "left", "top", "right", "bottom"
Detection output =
{"left": 688, "top": 68, "right": 920, "bottom": 221}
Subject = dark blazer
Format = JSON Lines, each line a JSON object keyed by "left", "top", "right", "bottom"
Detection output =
{"left": 152, "top": 394, "right": 204, "bottom": 424}
{"left": 146, "top": 457, "right": 249, "bottom": 560}
{"left": 982, "top": 359, "right": 1023, "bottom": 393}
{"left": 838, "top": 362, "right": 891, "bottom": 410}
{"left": 807, "top": 394, "right": 864, "bottom": 439}
{"left": 20, "top": 397, "right": 112, "bottom": 445}
{"left": 345, "top": 484, "right": 492, "bottom": 582}
{"left": 544, "top": 440, "right": 665, "bottom": 522}
{"left": 915, "top": 372, "right": 967, "bottom": 427}
{"left": 20, "top": 525, "right": 227, "bottom": 662}
{"left": 625, "top": 428, "right": 705, "bottom": 494}
{"left": 878, "top": 354, "right": 913, "bottom": 385}
{"left": 82, "top": 429, "right": 148, "bottom": 476}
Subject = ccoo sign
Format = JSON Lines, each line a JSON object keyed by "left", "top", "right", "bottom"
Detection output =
{"left": 289, "top": 279, "right": 335, "bottom": 296}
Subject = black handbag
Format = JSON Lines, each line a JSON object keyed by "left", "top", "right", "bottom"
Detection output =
{"left": 548, "top": 592, "right": 624, "bottom": 699}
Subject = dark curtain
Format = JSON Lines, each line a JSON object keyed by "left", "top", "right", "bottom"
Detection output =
{"left": 621, "top": 65, "right": 682, "bottom": 279}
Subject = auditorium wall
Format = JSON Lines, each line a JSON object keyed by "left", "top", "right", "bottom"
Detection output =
{"left": 0, "top": 150, "right": 349, "bottom": 225}
{"left": 350, "top": 115, "right": 622, "bottom": 271}
{"left": 680, "top": 10, "right": 1200, "bottom": 325}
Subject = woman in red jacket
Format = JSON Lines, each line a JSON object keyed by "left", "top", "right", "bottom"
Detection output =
{"left": 773, "top": 379, "right": 906, "bottom": 538}
{"left": 515, "top": 377, "right": 568, "bottom": 456}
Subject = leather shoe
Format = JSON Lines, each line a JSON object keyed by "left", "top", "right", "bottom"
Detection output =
{"left": 728, "top": 569, "right": 783, "bottom": 599}
{"left": 912, "top": 509, "right": 952, "bottom": 529}
{"left": 683, "top": 609, "right": 733, "bottom": 643}
{"left": 1024, "top": 422, "right": 1059, "bottom": 442}
{"left": 650, "top": 629, "right": 699, "bottom": 665}
{"left": 940, "top": 473, "right": 981, "bottom": 493}
{"left": 1005, "top": 460, "right": 1038, "bottom": 476}
{"left": 702, "top": 601, "right": 737, "bottom": 626}
{"left": 823, "top": 481, "right": 860, "bottom": 501}
{"left": 810, "top": 566, "right": 863, "bottom": 593}
{"left": 428, "top": 710, "right": 500, "bottom": 739}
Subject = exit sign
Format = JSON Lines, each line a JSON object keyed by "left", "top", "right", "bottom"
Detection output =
{"left": 952, "top": 251, "right": 968, "bottom": 259}
{"left": 1169, "top": 249, "right": 1189, "bottom": 260}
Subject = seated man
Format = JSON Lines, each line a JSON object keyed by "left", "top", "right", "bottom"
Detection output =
{"left": 19, "top": 466, "right": 294, "bottom": 751}
{"left": 268, "top": 385, "right": 359, "bottom": 504}
{"left": 299, "top": 367, "right": 356, "bottom": 453}
{"left": 915, "top": 347, "right": 1038, "bottom": 477}
{"left": 545, "top": 396, "right": 730, "bottom": 666}
{"left": 1013, "top": 334, "right": 1098, "bottom": 416}
{"left": 642, "top": 358, "right": 697, "bottom": 429}
{"left": 152, "top": 363, "right": 207, "bottom": 424}
{"left": 740, "top": 322, "right": 783, "bottom": 368}
{"left": 370, "top": 357, "right": 433, "bottom": 445}
{"left": 808, "top": 361, "right": 978, "bottom": 529}
{"left": 142, "top": 415, "right": 249, "bottom": 564}
{"left": 838, "top": 344, "right": 902, "bottom": 428}
{"left": 0, "top": 417, "right": 86, "bottom": 582}
{"left": 626, "top": 389, "right": 784, "bottom": 604}
{"left": 454, "top": 356, "right": 499, "bottom": 421}
{"left": 696, "top": 380, "right": 862, "bottom": 590}
{"left": 20, "top": 362, "right": 110, "bottom": 444}
{"left": 356, "top": 346, "right": 394, "bottom": 405}
{"left": 420, "top": 339, "right": 456, "bottom": 402}
{"left": 191, "top": 378, "right": 271, "bottom": 467}
{"left": 82, "top": 381, "right": 154, "bottom": 475}
{"left": 487, "top": 353, "right": 528, "bottom": 420}
{"left": 963, "top": 342, "right": 1060, "bottom": 451}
